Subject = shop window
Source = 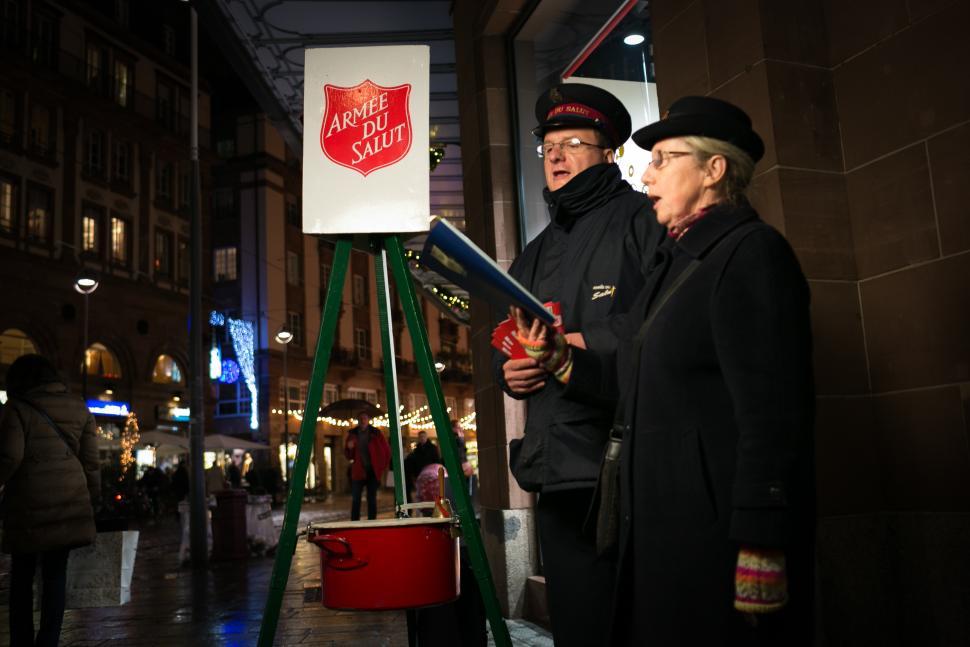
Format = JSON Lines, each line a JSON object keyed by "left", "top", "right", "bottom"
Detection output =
{"left": 511, "top": 1, "right": 656, "bottom": 244}
{"left": 0, "top": 328, "right": 37, "bottom": 365}
{"left": 0, "top": 173, "right": 16, "bottom": 234}
{"left": 286, "top": 311, "right": 304, "bottom": 347}
{"left": 286, "top": 251, "right": 301, "bottom": 286}
{"left": 214, "top": 246, "right": 237, "bottom": 282}
{"left": 0, "top": 88, "right": 17, "bottom": 146}
{"left": 151, "top": 354, "right": 183, "bottom": 384}
{"left": 81, "top": 204, "right": 104, "bottom": 257}
{"left": 25, "top": 183, "right": 52, "bottom": 243}
{"left": 154, "top": 229, "right": 173, "bottom": 279}
{"left": 110, "top": 216, "right": 129, "bottom": 266}
{"left": 85, "top": 342, "right": 122, "bottom": 379}
{"left": 28, "top": 103, "right": 53, "bottom": 157}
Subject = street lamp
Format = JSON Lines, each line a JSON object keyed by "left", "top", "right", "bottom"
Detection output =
{"left": 74, "top": 270, "right": 99, "bottom": 400}
{"left": 275, "top": 326, "right": 294, "bottom": 485}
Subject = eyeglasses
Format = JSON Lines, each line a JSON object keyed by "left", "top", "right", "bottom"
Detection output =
{"left": 537, "top": 137, "right": 607, "bottom": 158}
{"left": 648, "top": 150, "right": 693, "bottom": 169}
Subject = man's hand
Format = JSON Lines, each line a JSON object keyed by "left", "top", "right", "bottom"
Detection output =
{"left": 503, "top": 357, "right": 547, "bottom": 394}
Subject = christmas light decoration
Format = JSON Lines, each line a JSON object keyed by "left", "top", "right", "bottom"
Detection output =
{"left": 209, "top": 311, "right": 225, "bottom": 327}
{"left": 119, "top": 413, "right": 140, "bottom": 474}
{"left": 229, "top": 318, "right": 259, "bottom": 430}
{"left": 209, "top": 345, "right": 222, "bottom": 380}
{"left": 219, "top": 358, "right": 241, "bottom": 384}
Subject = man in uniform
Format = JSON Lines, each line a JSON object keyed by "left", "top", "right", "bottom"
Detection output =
{"left": 493, "top": 83, "right": 662, "bottom": 646}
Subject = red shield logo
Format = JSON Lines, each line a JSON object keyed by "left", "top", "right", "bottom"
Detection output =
{"left": 320, "top": 80, "right": 413, "bottom": 177}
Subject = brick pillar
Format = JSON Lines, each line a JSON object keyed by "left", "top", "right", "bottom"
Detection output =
{"left": 651, "top": 1, "right": 970, "bottom": 644}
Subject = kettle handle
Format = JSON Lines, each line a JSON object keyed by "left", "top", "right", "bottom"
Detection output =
{"left": 315, "top": 534, "right": 368, "bottom": 571}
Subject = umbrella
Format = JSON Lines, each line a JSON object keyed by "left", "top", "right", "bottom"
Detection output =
{"left": 203, "top": 433, "right": 269, "bottom": 451}
{"left": 319, "top": 398, "right": 380, "bottom": 420}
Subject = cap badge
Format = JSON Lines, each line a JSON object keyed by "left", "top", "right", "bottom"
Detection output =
{"left": 550, "top": 88, "right": 563, "bottom": 103}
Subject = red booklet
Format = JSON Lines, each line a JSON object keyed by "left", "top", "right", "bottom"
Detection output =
{"left": 491, "top": 302, "right": 564, "bottom": 358}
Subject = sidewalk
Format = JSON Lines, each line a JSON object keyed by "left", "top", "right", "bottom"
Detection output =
{"left": 0, "top": 491, "right": 552, "bottom": 646}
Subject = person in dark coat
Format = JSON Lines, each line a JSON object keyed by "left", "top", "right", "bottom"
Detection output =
{"left": 404, "top": 429, "right": 440, "bottom": 500}
{"left": 516, "top": 96, "right": 815, "bottom": 646}
{"left": 0, "top": 354, "right": 101, "bottom": 647}
{"left": 493, "top": 83, "right": 663, "bottom": 647}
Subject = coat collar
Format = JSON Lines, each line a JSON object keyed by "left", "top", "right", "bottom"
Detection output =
{"left": 674, "top": 200, "right": 759, "bottom": 259}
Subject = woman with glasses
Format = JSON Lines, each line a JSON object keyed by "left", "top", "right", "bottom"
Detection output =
{"left": 493, "top": 82, "right": 663, "bottom": 647}
{"left": 515, "top": 96, "right": 815, "bottom": 645}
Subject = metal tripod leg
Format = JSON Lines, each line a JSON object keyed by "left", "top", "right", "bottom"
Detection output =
{"left": 383, "top": 234, "right": 512, "bottom": 647}
{"left": 257, "top": 237, "right": 352, "bottom": 647}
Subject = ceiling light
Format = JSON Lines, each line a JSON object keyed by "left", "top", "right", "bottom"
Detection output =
{"left": 623, "top": 34, "right": 645, "bottom": 46}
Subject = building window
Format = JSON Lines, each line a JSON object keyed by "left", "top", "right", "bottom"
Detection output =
{"left": 114, "top": 59, "right": 131, "bottom": 108}
{"left": 156, "top": 160, "right": 173, "bottom": 203}
{"left": 216, "top": 379, "right": 251, "bottom": 418}
{"left": 278, "top": 378, "right": 307, "bottom": 408}
{"left": 0, "top": 328, "right": 38, "bottom": 365}
{"left": 156, "top": 77, "right": 175, "bottom": 131}
{"left": 286, "top": 198, "right": 300, "bottom": 227}
{"left": 161, "top": 24, "right": 176, "bottom": 57}
{"left": 215, "top": 138, "right": 235, "bottom": 158}
{"left": 114, "top": 0, "right": 129, "bottom": 28}
{"left": 110, "top": 216, "right": 128, "bottom": 266}
{"left": 214, "top": 246, "right": 237, "bottom": 282}
{"left": 353, "top": 274, "right": 366, "bottom": 306}
{"left": 85, "top": 42, "right": 109, "bottom": 95}
{"left": 0, "top": 174, "right": 17, "bottom": 234}
{"left": 286, "top": 311, "right": 304, "bottom": 347}
{"left": 154, "top": 229, "right": 173, "bottom": 278}
{"left": 84, "top": 342, "right": 122, "bottom": 378}
{"left": 113, "top": 140, "right": 130, "bottom": 184}
{"left": 355, "top": 327, "right": 369, "bottom": 361}
{"left": 25, "top": 183, "right": 51, "bottom": 242}
{"left": 28, "top": 103, "right": 53, "bottom": 157}
{"left": 408, "top": 393, "right": 428, "bottom": 412}
{"left": 347, "top": 388, "right": 377, "bottom": 404}
{"left": 177, "top": 238, "right": 189, "bottom": 286}
{"left": 463, "top": 397, "right": 475, "bottom": 417}
{"left": 323, "top": 383, "right": 339, "bottom": 406}
{"left": 1, "top": 0, "right": 22, "bottom": 50}
{"left": 85, "top": 129, "right": 105, "bottom": 178}
{"left": 445, "top": 396, "right": 458, "bottom": 415}
{"left": 151, "top": 354, "right": 183, "bottom": 384}
{"left": 178, "top": 164, "right": 191, "bottom": 209}
{"left": 286, "top": 251, "right": 301, "bottom": 286}
{"left": 0, "top": 88, "right": 16, "bottom": 146}
{"left": 213, "top": 188, "right": 234, "bottom": 218}
{"left": 81, "top": 204, "right": 103, "bottom": 257}
{"left": 30, "top": 10, "right": 57, "bottom": 68}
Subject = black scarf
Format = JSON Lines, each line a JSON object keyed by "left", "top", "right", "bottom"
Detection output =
{"left": 543, "top": 163, "right": 631, "bottom": 230}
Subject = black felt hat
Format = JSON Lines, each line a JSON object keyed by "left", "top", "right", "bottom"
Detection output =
{"left": 533, "top": 83, "right": 632, "bottom": 149}
{"left": 632, "top": 96, "right": 764, "bottom": 162}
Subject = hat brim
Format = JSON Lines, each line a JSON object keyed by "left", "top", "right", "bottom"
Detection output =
{"left": 532, "top": 116, "right": 620, "bottom": 148}
{"left": 632, "top": 115, "right": 764, "bottom": 162}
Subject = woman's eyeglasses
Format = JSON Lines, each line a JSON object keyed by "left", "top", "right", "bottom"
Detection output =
{"left": 648, "top": 150, "right": 693, "bottom": 169}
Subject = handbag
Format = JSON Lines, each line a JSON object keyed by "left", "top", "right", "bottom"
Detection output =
{"left": 585, "top": 258, "right": 702, "bottom": 555}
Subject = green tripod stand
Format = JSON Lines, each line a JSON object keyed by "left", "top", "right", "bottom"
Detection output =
{"left": 257, "top": 235, "right": 512, "bottom": 647}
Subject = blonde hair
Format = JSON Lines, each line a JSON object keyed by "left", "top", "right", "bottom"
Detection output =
{"left": 682, "top": 136, "right": 755, "bottom": 204}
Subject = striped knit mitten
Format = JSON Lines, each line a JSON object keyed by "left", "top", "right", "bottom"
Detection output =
{"left": 517, "top": 331, "right": 573, "bottom": 384}
{"left": 734, "top": 546, "right": 788, "bottom": 613}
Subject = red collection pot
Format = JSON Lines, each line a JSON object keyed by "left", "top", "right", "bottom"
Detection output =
{"left": 308, "top": 516, "right": 460, "bottom": 610}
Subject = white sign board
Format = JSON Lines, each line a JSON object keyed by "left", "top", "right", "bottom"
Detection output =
{"left": 302, "top": 45, "right": 430, "bottom": 234}
{"left": 565, "top": 76, "right": 660, "bottom": 194}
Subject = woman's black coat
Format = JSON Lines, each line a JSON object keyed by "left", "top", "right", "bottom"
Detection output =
{"left": 568, "top": 202, "right": 816, "bottom": 645}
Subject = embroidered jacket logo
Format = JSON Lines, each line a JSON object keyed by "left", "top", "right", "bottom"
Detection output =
{"left": 592, "top": 284, "right": 616, "bottom": 300}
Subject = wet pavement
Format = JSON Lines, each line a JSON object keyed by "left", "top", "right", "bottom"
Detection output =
{"left": 0, "top": 493, "right": 552, "bottom": 646}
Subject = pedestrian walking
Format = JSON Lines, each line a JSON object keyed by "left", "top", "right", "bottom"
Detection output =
{"left": 0, "top": 354, "right": 101, "bottom": 647}
{"left": 344, "top": 411, "right": 390, "bottom": 520}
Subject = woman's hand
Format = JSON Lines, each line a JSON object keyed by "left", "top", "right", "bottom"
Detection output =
{"left": 510, "top": 307, "right": 573, "bottom": 384}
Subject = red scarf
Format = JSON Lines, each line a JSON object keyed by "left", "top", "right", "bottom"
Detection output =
{"left": 667, "top": 203, "right": 718, "bottom": 241}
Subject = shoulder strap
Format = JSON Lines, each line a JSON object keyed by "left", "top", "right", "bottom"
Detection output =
{"left": 13, "top": 397, "right": 80, "bottom": 458}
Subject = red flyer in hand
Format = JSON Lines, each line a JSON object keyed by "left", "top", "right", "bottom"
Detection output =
{"left": 491, "top": 301, "right": 564, "bottom": 358}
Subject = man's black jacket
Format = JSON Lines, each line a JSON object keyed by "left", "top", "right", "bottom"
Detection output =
{"left": 493, "top": 163, "right": 662, "bottom": 492}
